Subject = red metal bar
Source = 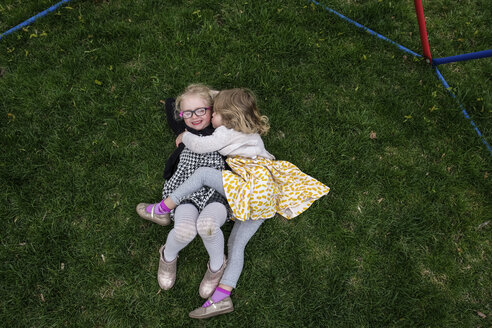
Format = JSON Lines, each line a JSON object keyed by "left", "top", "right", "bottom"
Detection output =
{"left": 414, "top": 0, "right": 432, "bottom": 63}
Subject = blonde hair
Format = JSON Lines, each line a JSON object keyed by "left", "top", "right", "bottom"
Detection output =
{"left": 174, "top": 84, "right": 217, "bottom": 120}
{"left": 213, "top": 88, "right": 270, "bottom": 135}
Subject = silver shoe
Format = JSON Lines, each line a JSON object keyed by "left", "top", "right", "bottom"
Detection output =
{"left": 157, "top": 245, "right": 177, "bottom": 290}
{"left": 189, "top": 297, "right": 234, "bottom": 319}
{"left": 199, "top": 256, "right": 227, "bottom": 299}
{"left": 136, "top": 203, "right": 171, "bottom": 226}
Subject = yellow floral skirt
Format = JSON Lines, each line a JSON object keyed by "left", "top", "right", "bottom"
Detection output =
{"left": 222, "top": 156, "right": 330, "bottom": 221}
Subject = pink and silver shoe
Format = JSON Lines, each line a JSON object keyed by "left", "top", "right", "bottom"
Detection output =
{"left": 189, "top": 297, "right": 234, "bottom": 319}
{"left": 136, "top": 203, "right": 171, "bottom": 226}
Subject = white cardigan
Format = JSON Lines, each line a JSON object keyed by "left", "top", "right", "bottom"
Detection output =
{"left": 182, "top": 126, "right": 275, "bottom": 160}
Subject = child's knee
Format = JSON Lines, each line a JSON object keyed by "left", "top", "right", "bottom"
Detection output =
{"left": 197, "top": 217, "right": 220, "bottom": 238}
{"left": 174, "top": 222, "right": 197, "bottom": 243}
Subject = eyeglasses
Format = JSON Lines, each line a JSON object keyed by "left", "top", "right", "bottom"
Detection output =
{"left": 179, "top": 107, "right": 211, "bottom": 119}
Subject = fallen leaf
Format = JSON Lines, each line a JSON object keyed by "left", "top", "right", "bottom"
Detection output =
{"left": 484, "top": 172, "right": 488, "bottom": 179}
{"left": 370, "top": 131, "right": 377, "bottom": 139}
{"left": 476, "top": 311, "right": 486, "bottom": 319}
{"left": 94, "top": 79, "right": 102, "bottom": 85}
{"left": 477, "top": 221, "right": 489, "bottom": 230}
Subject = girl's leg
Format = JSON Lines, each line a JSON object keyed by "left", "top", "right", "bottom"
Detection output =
{"left": 158, "top": 204, "right": 198, "bottom": 290}
{"left": 196, "top": 202, "right": 229, "bottom": 299}
{"left": 196, "top": 202, "right": 228, "bottom": 271}
{"left": 140, "top": 167, "right": 225, "bottom": 216}
{"left": 197, "top": 218, "right": 265, "bottom": 310}
{"left": 161, "top": 167, "right": 225, "bottom": 211}
{"left": 163, "top": 204, "right": 198, "bottom": 261}
{"left": 219, "top": 218, "right": 265, "bottom": 288}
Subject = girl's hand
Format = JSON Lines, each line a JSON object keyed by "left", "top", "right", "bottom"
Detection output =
{"left": 176, "top": 132, "right": 185, "bottom": 147}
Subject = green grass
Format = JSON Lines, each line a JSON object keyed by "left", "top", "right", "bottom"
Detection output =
{"left": 1, "top": 0, "right": 491, "bottom": 327}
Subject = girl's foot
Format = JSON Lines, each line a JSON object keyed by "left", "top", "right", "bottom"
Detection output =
{"left": 202, "top": 287, "right": 230, "bottom": 307}
{"left": 157, "top": 245, "right": 178, "bottom": 290}
{"left": 199, "top": 256, "right": 227, "bottom": 299}
{"left": 189, "top": 297, "right": 234, "bottom": 319}
{"left": 136, "top": 202, "right": 171, "bottom": 226}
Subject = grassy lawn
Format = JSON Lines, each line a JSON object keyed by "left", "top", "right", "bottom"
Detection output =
{"left": 1, "top": 0, "right": 490, "bottom": 327}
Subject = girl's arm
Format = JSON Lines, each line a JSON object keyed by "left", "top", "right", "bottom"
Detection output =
{"left": 182, "top": 129, "right": 230, "bottom": 154}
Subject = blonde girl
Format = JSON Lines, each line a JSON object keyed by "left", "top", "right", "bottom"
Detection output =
{"left": 148, "top": 88, "right": 330, "bottom": 318}
{"left": 136, "top": 84, "right": 229, "bottom": 300}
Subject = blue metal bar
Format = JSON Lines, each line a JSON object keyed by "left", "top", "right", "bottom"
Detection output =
{"left": 309, "top": 0, "right": 422, "bottom": 58}
{"left": 434, "top": 67, "right": 492, "bottom": 156}
{"left": 433, "top": 49, "right": 492, "bottom": 65}
{"left": 0, "top": 0, "right": 73, "bottom": 40}
{"left": 310, "top": 0, "right": 491, "bottom": 156}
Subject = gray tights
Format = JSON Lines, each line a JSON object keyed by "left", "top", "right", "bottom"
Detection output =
{"left": 220, "top": 218, "right": 265, "bottom": 288}
{"left": 164, "top": 202, "right": 227, "bottom": 272}
{"left": 169, "top": 167, "right": 266, "bottom": 289}
{"left": 169, "top": 167, "right": 225, "bottom": 204}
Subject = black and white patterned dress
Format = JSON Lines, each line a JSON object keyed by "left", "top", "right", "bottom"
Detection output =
{"left": 162, "top": 148, "right": 228, "bottom": 212}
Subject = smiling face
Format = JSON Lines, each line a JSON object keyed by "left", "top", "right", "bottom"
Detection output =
{"left": 180, "top": 94, "right": 212, "bottom": 131}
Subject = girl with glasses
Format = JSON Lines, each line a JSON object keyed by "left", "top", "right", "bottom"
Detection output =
{"left": 136, "top": 84, "right": 229, "bottom": 300}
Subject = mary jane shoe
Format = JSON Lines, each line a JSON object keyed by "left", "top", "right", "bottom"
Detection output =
{"left": 136, "top": 203, "right": 171, "bottom": 226}
{"left": 189, "top": 297, "right": 234, "bottom": 319}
